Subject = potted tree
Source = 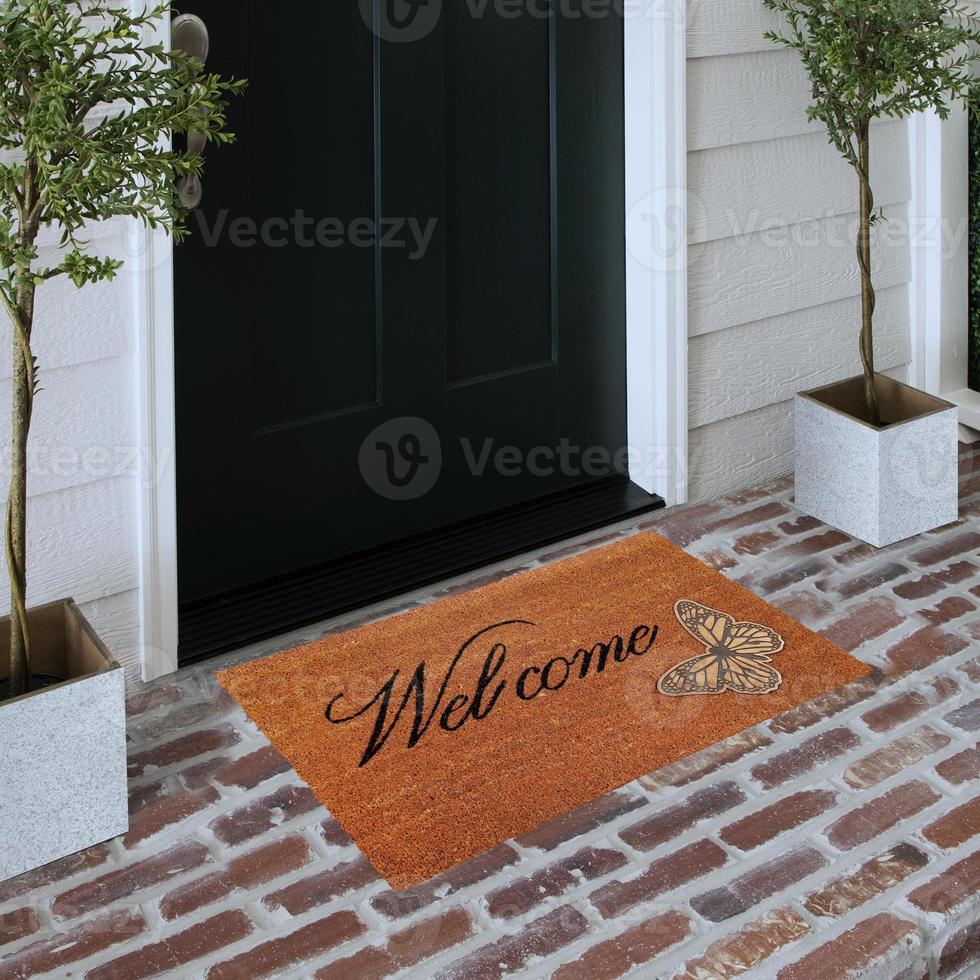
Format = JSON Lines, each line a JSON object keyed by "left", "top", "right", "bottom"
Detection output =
{"left": 0, "top": 0, "right": 241, "bottom": 882}
{"left": 765, "top": 0, "right": 979, "bottom": 547}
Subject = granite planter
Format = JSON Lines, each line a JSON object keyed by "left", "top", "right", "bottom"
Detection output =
{"left": 0, "top": 600, "right": 128, "bottom": 883}
{"left": 795, "top": 374, "right": 959, "bottom": 548}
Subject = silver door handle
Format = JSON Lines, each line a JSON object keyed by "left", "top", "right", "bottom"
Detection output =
{"left": 172, "top": 14, "right": 211, "bottom": 210}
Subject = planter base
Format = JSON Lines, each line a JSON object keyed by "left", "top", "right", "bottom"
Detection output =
{"left": 0, "top": 601, "right": 128, "bottom": 883}
{"left": 795, "top": 375, "right": 959, "bottom": 548}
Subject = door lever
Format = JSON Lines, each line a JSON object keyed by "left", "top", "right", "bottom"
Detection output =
{"left": 171, "top": 13, "right": 211, "bottom": 210}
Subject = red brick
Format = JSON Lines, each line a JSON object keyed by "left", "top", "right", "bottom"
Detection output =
{"left": 208, "top": 912, "right": 365, "bottom": 980}
{"left": 371, "top": 844, "right": 520, "bottom": 920}
{"left": 162, "top": 834, "right": 315, "bottom": 918}
{"left": 823, "top": 597, "right": 905, "bottom": 652}
{"left": 785, "top": 529, "right": 852, "bottom": 556}
{"left": 619, "top": 782, "right": 746, "bottom": 851}
{"left": 316, "top": 909, "right": 474, "bottom": 980}
{"left": 769, "top": 676, "right": 880, "bottom": 735}
{"left": 720, "top": 790, "right": 837, "bottom": 851}
{"left": 52, "top": 840, "right": 211, "bottom": 919}
{"left": 822, "top": 562, "right": 910, "bottom": 600}
{"left": 958, "top": 654, "right": 980, "bottom": 682}
{"left": 803, "top": 843, "right": 929, "bottom": 918}
{"left": 128, "top": 778, "right": 169, "bottom": 814}
{"left": 126, "top": 684, "right": 183, "bottom": 717}
{"left": 0, "top": 910, "right": 145, "bottom": 979}
{"left": 697, "top": 548, "right": 738, "bottom": 571}
{"left": 551, "top": 910, "right": 692, "bottom": 980}
{"left": 907, "top": 849, "right": 980, "bottom": 915}
{"left": 86, "top": 910, "right": 253, "bottom": 980}
{"left": 843, "top": 726, "right": 951, "bottom": 789}
{"left": 209, "top": 784, "right": 321, "bottom": 846}
{"left": 715, "top": 501, "right": 791, "bottom": 532}
{"left": 862, "top": 691, "right": 931, "bottom": 733}
{"left": 645, "top": 501, "right": 725, "bottom": 547}
{"left": 771, "top": 591, "right": 835, "bottom": 627}
{"left": 885, "top": 627, "right": 970, "bottom": 675}
{"left": 123, "top": 788, "right": 218, "bottom": 848}
{"left": 179, "top": 754, "right": 234, "bottom": 791}
{"left": 215, "top": 745, "right": 292, "bottom": 790}
{"left": 589, "top": 839, "right": 728, "bottom": 918}
{"left": 938, "top": 918, "right": 980, "bottom": 979}
{"left": 676, "top": 907, "right": 811, "bottom": 979}
{"left": 127, "top": 726, "right": 240, "bottom": 777}
{"left": 264, "top": 857, "right": 379, "bottom": 916}
{"left": 779, "top": 515, "right": 823, "bottom": 535}
{"left": 751, "top": 728, "right": 860, "bottom": 789}
{"left": 733, "top": 530, "right": 781, "bottom": 556}
{"left": 434, "top": 905, "right": 589, "bottom": 980}
{"left": 161, "top": 872, "right": 237, "bottom": 922}
{"left": 945, "top": 698, "right": 980, "bottom": 733}
{"left": 0, "top": 909, "right": 39, "bottom": 948}
{"left": 910, "top": 531, "right": 980, "bottom": 567}
{"left": 134, "top": 695, "right": 234, "bottom": 742}
{"left": 516, "top": 790, "right": 646, "bottom": 850}
{"left": 318, "top": 819, "right": 353, "bottom": 849}
{"left": 691, "top": 845, "right": 826, "bottom": 922}
{"left": 777, "top": 913, "right": 919, "bottom": 980}
{"left": 724, "top": 477, "right": 793, "bottom": 504}
{"left": 825, "top": 781, "right": 941, "bottom": 850}
{"left": 754, "top": 559, "right": 827, "bottom": 596}
{"left": 937, "top": 746, "right": 980, "bottom": 786}
{"left": 641, "top": 730, "right": 773, "bottom": 789}
{"left": 923, "top": 794, "right": 980, "bottom": 849}
{"left": 0, "top": 843, "right": 111, "bottom": 905}
{"left": 486, "top": 847, "right": 626, "bottom": 920}
{"left": 893, "top": 561, "right": 978, "bottom": 599}
{"left": 232, "top": 834, "right": 313, "bottom": 889}
{"left": 918, "top": 596, "right": 976, "bottom": 625}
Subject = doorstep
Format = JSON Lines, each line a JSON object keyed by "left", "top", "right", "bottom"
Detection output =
{"left": 0, "top": 443, "right": 978, "bottom": 979}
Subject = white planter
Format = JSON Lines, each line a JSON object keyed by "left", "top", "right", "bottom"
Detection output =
{"left": 0, "top": 600, "right": 128, "bottom": 883}
{"left": 795, "top": 374, "right": 959, "bottom": 548}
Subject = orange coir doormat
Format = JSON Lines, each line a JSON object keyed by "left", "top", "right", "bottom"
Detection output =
{"left": 218, "top": 532, "right": 871, "bottom": 888}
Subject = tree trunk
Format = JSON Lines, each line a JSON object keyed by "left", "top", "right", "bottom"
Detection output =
{"left": 856, "top": 120, "right": 880, "bottom": 426}
{"left": 6, "top": 285, "right": 35, "bottom": 698}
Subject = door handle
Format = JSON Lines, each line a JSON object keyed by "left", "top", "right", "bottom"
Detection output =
{"left": 171, "top": 14, "right": 211, "bottom": 210}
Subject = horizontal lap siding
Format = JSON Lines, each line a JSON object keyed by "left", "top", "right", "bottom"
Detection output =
{"left": 0, "top": 214, "right": 143, "bottom": 680}
{"left": 686, "top": 5, "right": 913, "bottom": 501}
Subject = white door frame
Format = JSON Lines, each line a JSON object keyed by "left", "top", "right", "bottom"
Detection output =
{"left": 135, "top": 3, "right": 690, "bottom": 681}
{"left": 908, "top": 101, "right": 980, "bottom": 434}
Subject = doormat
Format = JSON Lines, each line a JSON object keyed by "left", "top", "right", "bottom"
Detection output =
{"left": 218, "top": 533, "right": 871, "bottom": 888}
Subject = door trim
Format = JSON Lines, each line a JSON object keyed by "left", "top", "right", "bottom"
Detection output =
{"left": 136, "top": 2, "right": 690, "bottom": 681}
{"left": 908, "top": 100, "right": 980, "bottom": 435}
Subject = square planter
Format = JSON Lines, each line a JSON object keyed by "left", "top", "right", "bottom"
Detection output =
{"left": 795, "top": 374, "right": 959, "bottom": 548}
{"left": 0, "top": 600, "right": 128, "bottom": 883}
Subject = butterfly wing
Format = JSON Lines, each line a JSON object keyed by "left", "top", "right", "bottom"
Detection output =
{"left": 673, "top": 600, "right": 736, "bottom": 649}
{"left": 719, "top": 655, "right": 783, "bottom": 694}
{"left": 724, "top": 622, "right": 784, "bottom": 657}
{"left": 657, "top": 653, "right": 727, "bottom": 696}
{"left": 663, "top": 601, "right": 786, "bottom": 696}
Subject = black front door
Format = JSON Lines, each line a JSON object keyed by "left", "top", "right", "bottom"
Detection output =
{"left": 175, "top": 2, "right": 661, "bottom": 662}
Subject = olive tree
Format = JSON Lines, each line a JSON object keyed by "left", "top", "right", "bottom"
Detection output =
{"left": 0, "top": 1, "right": 243, "bottom": 698}
{"left": 764, "top": 0, "right": 980, "bottom": 424}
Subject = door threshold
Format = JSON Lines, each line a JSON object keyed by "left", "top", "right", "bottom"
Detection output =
{"left": 178, "top": 475, "right": 664, "bottom": 666}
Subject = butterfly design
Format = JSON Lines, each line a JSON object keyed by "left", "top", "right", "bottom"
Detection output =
{"left": 657, "top": 599, "right": 784, "bottom": 697}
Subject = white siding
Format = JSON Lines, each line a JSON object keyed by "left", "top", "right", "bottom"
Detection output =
{"left": 0, "top": 217, "right": 143, "bottom": 682}
{"left": 685, "top": 1, "right": 913, "bottom": 500}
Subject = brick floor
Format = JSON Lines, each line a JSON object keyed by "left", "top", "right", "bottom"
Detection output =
{"left": 1, "top": 443, "right": 979, "bottom": 978}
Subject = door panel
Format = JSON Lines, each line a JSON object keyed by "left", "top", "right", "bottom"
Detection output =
{"left": 175, "top": 2, "right": 642, "bottom": 619}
